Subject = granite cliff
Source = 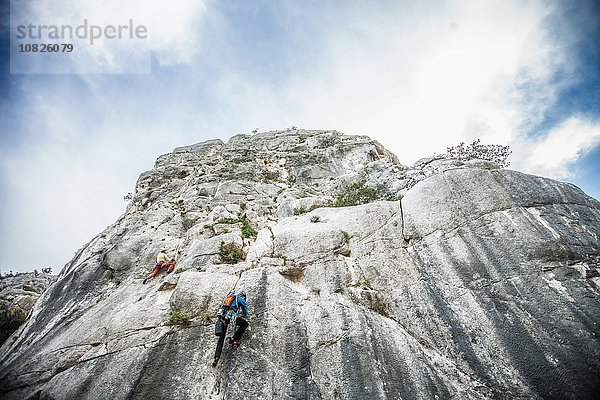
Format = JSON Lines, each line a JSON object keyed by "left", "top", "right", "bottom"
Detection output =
{"left": 0, "top": 130, "right": 599, "bottom": 400}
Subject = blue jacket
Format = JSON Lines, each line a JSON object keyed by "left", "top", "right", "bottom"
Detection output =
{"left": 228, "top": 295, "right": 248, "bottom": 317}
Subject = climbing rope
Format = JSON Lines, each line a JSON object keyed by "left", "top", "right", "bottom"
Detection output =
{"left": 221, "top": 310, "right": 239, "bottom": 400}
{"left": 221, "top": 338, "right": 239, "bottom": 400}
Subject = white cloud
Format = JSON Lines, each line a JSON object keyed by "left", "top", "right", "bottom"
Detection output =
{"left": 272, "top": 0, "right": 559, "bottom": 164}
{"left": 10, "top": 0, "right": 208, "bottom": 73}
{"left": 132, "top": 0, "right": 209, "bottom": 65}
{"left": 515, "top": 117, "right": 600, "bottom": 179}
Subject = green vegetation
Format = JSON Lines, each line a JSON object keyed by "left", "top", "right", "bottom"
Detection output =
{"left": 384, "top": 193, "right": 401, "bottom": 201}
{"left": 286, "top": 174, "right": 297, "bottom": 185}
{"left": 217, "top": 214, "right": 258, "bottom": 239}
{"left": 444, "top": 139, "right": 511, "bottom": 167}
{"left": 310, "top": 216, "right": 320, "bottom": 223}
{"left": 239, "top": 214, "right": 258, "bottom": 238}
{"left": 166, "top": 311, "right": 191, "bottom": 326}
{"left": 219, "top": 241, "right": 245, "bottom": 264}
{"left": 329, "top": 182, "right": 401, "bottom": 207}
{"left": 293, "top": 205, "right": 308, "bottom": 215}
{"left": 331, "top": 182, "right": 381, "bottom": 207}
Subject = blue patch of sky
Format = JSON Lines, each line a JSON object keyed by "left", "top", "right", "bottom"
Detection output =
{"left": 0, "top": 1, "right": 14, "bottom": 199}
{"left": 549, "top": 0, "right": 600, "bottom": 202}
{"left": 0, "top": 0, "right": 19, "bottom": 147}
{"left": 555, "top": 2, "right": 598, "bottom": 105}
{"left": 523, "top": 0, "right": 600, "bottom": 136}
{"left": 210, "top": 1, "right": 323, "bottom": 86}
{"left": 568, "top": 145, "right": 600, "bottom": 201}
{"left": 206, "top": 0, "right": 403, "bottom": 87}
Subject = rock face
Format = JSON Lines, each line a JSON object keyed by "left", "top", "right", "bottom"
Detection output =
{"left": 0, "top": 129, "right": 599, "bottom": 400}
{"left": 0, "top": 273, "right": 54, "bottom": 345}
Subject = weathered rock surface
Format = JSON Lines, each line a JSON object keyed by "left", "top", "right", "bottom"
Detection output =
{"left": 0, "top": 129, "right": 599, "bottom": 400}
{"left": 0, "top": 273, "right": 54, "bottom": 346}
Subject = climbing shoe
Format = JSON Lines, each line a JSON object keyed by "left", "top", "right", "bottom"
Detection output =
{"left": 142, "top": 278, "right": 148, "bottom": 285}
{"left": 228, "top": 338, "right": 240, "bottom": 346}
{"left": 212, "top": 358, "right": 219, "bottom": 368}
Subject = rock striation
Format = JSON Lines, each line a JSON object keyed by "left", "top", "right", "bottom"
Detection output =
{"left": 0, "top": 129, "right": 599, "bottom": 400}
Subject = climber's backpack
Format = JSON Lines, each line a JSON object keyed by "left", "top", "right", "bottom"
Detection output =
{"left": 223, "top": 294, "right": 236, "bottom": 308}
{"left": 214, "top": 318, "right": 224, "bottom": 336}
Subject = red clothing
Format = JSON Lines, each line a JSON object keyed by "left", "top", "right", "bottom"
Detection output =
{"left": 165, "top": 261, "right": 175, "bottom": 272}
{"left": 145, "top": 260, "right": 176, "bottom": 281}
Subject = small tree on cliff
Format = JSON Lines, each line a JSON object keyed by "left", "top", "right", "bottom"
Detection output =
{"left": 444, "top": 139, "right": 511, "bottom": 167}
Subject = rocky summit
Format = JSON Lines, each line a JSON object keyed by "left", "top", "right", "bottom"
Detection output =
{"left": 0, "top": 129, "right": 599, "bottom": 400}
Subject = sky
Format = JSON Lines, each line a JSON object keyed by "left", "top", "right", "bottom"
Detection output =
{"left": 0, "top": 0, "right": 599, "bottom": 273}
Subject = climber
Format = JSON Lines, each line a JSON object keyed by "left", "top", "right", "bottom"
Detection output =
{"left": 212, "top": 289, "right": 249, "bottom": 367}
{"left": 143, "top": 250, "right": 176, "bottom": 284}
